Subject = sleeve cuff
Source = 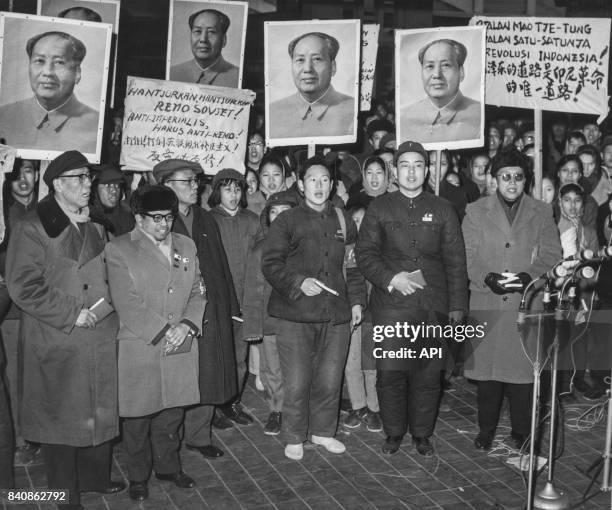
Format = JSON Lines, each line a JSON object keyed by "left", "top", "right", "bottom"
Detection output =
{"left": 180, "top": 319, "right": 200, "bottom": 337}
{"left": 151, "top": 323, "right": 171, "bottom": 345}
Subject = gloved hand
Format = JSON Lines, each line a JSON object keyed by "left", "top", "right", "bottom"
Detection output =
{"left": 514, "top": 272, "right": 532, "bottom": 293}
{"left": 484, "top": 272, "right": 509, "bottom": 295}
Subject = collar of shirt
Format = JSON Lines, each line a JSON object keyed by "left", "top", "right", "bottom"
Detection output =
{"left": 32, "top": 94, "right": 77, "bottom": 130}
{"left": 184, "top": 57, "right": 222, "bottom": 83}
{"left": 139, "top": 227, "right": 173, "bottom": 262}
{"left": 295, "top": 86, "right": 333, "bottom": 121}
{"left": 425, "top": 91, "right": 463, "bottom": 126}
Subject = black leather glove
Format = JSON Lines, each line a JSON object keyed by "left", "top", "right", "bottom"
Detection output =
{"left": 484, "top": 272, "right": 509, "bottom": 295}
{"left": 514, "top": 272, "right": 532, "bottom": 293}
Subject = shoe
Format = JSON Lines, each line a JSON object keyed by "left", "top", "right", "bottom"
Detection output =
{"left": 381, "top": 435, "right": 403, "bottom": 455}
{"left": 343, "top": 407, "right": 368, "bottom": 428}
{"left": 264, "top": 411, "right": 282, "bottom": 435}
{"left": 285, "top": 443, "right": 304, "bottom": 460}
{"left": 311, "top": 435, "right": 346, "bottom": 454}
{"left": 474, "top": 434, "right": 492, "bottom": 451}
{"left": 412, "top": 436, "right": 434, "bottom": 457}
{"left": 340, "top": 397, "right": 352, "bottom": 413}
{"left": 365, "top": 410, "right": 383, "bottom": 432}
{"left": 13, "top": 443, "right": 41, "bottom": 466}
{"left": 155, "top": 471, "right": 196, "bottom": 488}
{"left": 186, "top": 444, "right": 224, "bottom": 458}
{"left": 221, "top": 403, "right": 253, "bottom": 425}
{"left": 212, "top": 409, "right": 234, "bottom": 429}
{"left": 81, "top": 481, "right": 126, "bottom": 494}
{"left": 128, "top": 481, "right": 148, "bottom": 501}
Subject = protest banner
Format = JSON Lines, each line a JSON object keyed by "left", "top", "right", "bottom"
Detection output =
{"left": 360, "top": 23, "right": 379, "bottom": 111}
{"left": 121, "top": 76, "right": 255, "bottom": 173}
{"left": 471, "top": 16, "right": 610, "bottom": 120}
{"left": 395, "top": 26, "right": 485, "bottom": 151}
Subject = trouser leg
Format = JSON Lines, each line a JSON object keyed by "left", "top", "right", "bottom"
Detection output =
{"left": 407, "top": 359, "right": 442, "bottom": 438}
{"left": 364, "top": 370, "right": 379, "bottom": 412}
{"left": 42, "top": 444, "right": 80, "bottom": 506}
{"left": 506, "top": 383, "right": 533, "bottom": 438}
{"left": 476, "top": 380, "right": 505, "bottom": 439}
{"left": 75, "top": 442, "right": 112, "bottom": 492}
{"left": 122, "top": 416, "right": 152, "bottom": 482}
{"left": 0, "top": 354, "right": 13, "bottom": 488}
{"left": 232, "top": 322, "right": 248, "bottom": 402}
{"left": 1, "top": 319, "right": 20, "bottom": 443}
{"left": 151, "top": 407, "right": 184, "bottom": 476}
{"left": 345, "top": 325, "right": 367, "bottom": 410}
{"left": 183, "top": 404, "right": 215, "bottom": 447}
{"left": 377, "top": 370, "right": 408, "bottom": 437}
{"left": 309, "top": 322, "right": 350, "bottom": 438}
{"left": 259, "top": 334, "right": 284, "bottom": 412}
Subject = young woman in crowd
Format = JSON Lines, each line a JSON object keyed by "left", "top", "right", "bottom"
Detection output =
{"left": 209, "top": 169, "right": 260, "bottom": 425}
{"left": 248, "top": 154, "right": 289, "bottom": 216}
{"left": 554, "top": 155, "right": 598, "bottom": 229}
{"left": 466, "top": 153, "right": 490, "bottom": 197}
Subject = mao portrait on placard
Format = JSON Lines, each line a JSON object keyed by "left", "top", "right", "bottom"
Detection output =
{"left": 265, "top": 19, "right": 360, "bottom": 146}
{"left": 0, "top": 12, "right": 112, "bottom": 160}
{"left": 167, "top": 0, "right": 247, "bottom": 89}
{"left": 396, "top": 26, "right": 485, "bottom": 151}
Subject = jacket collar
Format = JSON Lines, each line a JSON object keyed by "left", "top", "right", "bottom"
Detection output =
{"left": 37, "top": 194, "right": 70, "bottom": 238}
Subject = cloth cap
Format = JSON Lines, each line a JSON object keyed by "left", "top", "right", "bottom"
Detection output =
{"left": 152, "top": 159, "right": 203, "bottom": 184}
{"left": 379, "top": 133, "right": 396, "bottom": 150}
{"left": 43, "top": 150, "right": 90, "bottom": 187}
{"left": 92, "top": 164, "right": 125, "bottom": 184}
{"left": 394, "top": 141, "right": 428, "bottom": 166}
{"left": 211, "top": 168, "right": 245, "bottom": 188}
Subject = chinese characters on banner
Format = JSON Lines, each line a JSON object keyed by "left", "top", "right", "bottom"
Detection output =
{"left": 360, "top": 24, "right": 379, "bottom": 111}
{"left": 120, "top": 76, "right": 255, "bottom": 173}
{"left": 471, "top": 17, "right": 610, "bottom": 118}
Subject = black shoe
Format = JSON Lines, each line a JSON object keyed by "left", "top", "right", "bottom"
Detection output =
{"left": 381, "top": 435, "right": 403, "bottom": 455}
{"left": 155, "top": 471, "right": 196, "bottom": 488}
{"left": 474, "top": 434, "right": 492, "bottom": 451}
{"left": 212, "top": 409, "right": 234, "bottom": 429}
{"left": 510, "top": 433, "right": 527, "bottom": 451}
{"left": 221, "top": 403, "right": 253, "bottom": 425}
{"left": 264, "top": 411, "right": 282, "bottom": 435}
{"left": 81, "top": 480, "right": 126, "bottom": 494}
{"left": 128, "top": 481, "right": 148, "bottom": 501}
{"left": 412, "top": 436, "right": 434, "bottom": 457}
{"left": 340, "top": 397, "right": 352, "bottom": 413}
{"left": 186, "top": 444, "right": 224, "bottom": 458}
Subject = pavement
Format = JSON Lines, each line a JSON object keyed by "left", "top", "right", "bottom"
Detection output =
{"left": 2, "top": 375, "right": 609, "bottom": 510}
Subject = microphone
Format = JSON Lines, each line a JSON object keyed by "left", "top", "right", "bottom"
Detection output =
{"left": 575, "top": 265, "right": 596, "bottom": 279}
{"left": 517, "top": 300, "right": 526, "bottom": 331}
{"left": 596, "top": 246, "right": 612, "bottom": 259}
{"left": 541, "top": 265, "right": 568, "bottom": 281}
{"left": 563, "top": 249, "right": 594, "bottom": 262}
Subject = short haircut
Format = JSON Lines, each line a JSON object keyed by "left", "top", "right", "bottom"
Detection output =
{"left": 188, "top": 9, "right": 230, "bottom": 34}
{"left": 26, "top": 31, "right": 86, "bottom": 64}
{"left": 288, "top": 32, "right": 339, "bottom": 61}
{"left": 58, "top": 6, "right": 102, "bottom": 22}
{"left": 259, "top": 153, "right": 285, "bottom": 177}
{"left": 557, "top": 154, "right": 583, "bottom": 176}
{"left": 577, "top": 144, "right": 602, "bottom": 169}
{"left": 298, "top": 155, "right": 330, "bottom": 181}
{"left": 207, "top": 176, "right": 248, "bottom": 209}
{"left": 469, "top": 152, "right": 490, "bottom": 170}
{"left": 567, "top": 130, "right": 587, "bottom": 144}
{"left": 418, "top": 39, "right": 467, "bottom": 67}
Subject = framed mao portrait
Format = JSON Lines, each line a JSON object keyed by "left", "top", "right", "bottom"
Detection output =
{"left": 265, "top": 19, "right": 360, "bottom": 147}
{"left": 395, "top": 26, "right": 485, "bottom": 151}
{"left": 0, "top": 12, "right": 112, "bottom": 161}
{"left": 166, "top": 0, "right": 247, "bottom": 89}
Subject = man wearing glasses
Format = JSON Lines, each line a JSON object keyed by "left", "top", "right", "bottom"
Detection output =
{"left": 154, "top": 159, "right": 241, "bottom": 459}
{"left": 89, "top": 165, "right": 134, "bottom": 238}
{"left": 6, "top": 150, "right": 124, "bottom": 507}
{"left": 356, "top": 141, "right": 468, "bottom": 457}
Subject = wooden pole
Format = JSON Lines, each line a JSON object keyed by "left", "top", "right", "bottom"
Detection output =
{"left": 534, "top": 110, "right": 543, "bottom": 200}
{"left": 307, "top": 143, "right": 315, "bottom": 158}
{"left": 435, "top": 149, "right": 441, "bottom": 196}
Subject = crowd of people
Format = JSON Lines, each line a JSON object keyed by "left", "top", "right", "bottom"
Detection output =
{"left": 0, "top": 104, "right": 611, "bottom": 510}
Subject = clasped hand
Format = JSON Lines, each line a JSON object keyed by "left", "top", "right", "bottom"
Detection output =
{"left": 76, "top": 309, "right": 97, "bottom": 329}
{"left": 164, "top": 323, "right": 190, "bottom": 349}
{"left": 390, "top": 272, "right": 424, "bottom": 296}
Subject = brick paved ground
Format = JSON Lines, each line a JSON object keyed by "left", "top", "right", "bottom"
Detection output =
{"left": 3, "top": 376, "right": 609, "bottom": 510}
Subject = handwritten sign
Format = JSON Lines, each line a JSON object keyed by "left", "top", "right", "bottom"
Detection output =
{"left": 0, "top": 144, "right": 16, "bottom": 173}
{"left": 471, "top": 16, "right": 610, "bottom": 118}
{"left": 360, "top": 23, "right": 379, "bottom": 111}
{"left": 121, "top": 76, "right": 255, "bottom": 173}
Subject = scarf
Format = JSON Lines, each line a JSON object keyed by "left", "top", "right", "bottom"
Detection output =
{"left": 361, "top": 160, "right": 388, "bottom": 198}
{"left": 558, "top": 206, "right": 585, "bottom": 258}
{"left": 56, "top": 198, "right": 90, "bottom": 226}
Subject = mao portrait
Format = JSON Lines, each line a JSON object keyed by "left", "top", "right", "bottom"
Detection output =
{"left": 265, "top": 20, "right": 360, "bottom": 144}
{"left": 167, "top": 0, "right": 247, "bottom": 89}
{"left": 0, "top": 13, "right": 111, "bottom": 159}
{"left": 396, "top": 27, "right": 485, "bottom": 149}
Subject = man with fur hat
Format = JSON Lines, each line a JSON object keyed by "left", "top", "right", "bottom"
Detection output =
{"left": 6, "top": 150, "right": 123, "bottom": 508}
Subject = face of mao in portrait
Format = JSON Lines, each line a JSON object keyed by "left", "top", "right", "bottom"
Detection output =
{"left": 291, "top": 35, "right": 335, "bottom": 103}
{"left": 29, "top": 34, "right": 81, "bottom": 111}
{"left": 190, "top": 11, "right": 226, "bottom": 68}
{"left": 420, "top": 41, "right": 463, "bottom": 108}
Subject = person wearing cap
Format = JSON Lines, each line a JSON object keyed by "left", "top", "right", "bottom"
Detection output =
{"left": 243, "top": 190, "right": 300, "bottom": 435}
{"left": 461, "top": 149, "right": 561, "bottom": 452}
{"left": 355, "top": 141, "right": 468, "bottom": 457}
{"left": 269, "top": 32, "right": 355, "bottom": 139}
{"left": 5, "top": 150, "right": 124, "bottom": 507}
{"left": 399, "top": 39, "right": 481, "bottom": 145}
{"left": 89, "top": 165, "right": 134, "bottom": 238}
{"left": 0, "top": 31, "right": 99, "bottom": 154}
{"left": 170, "top": 8, "right": 239, "bottom": 87}
{"left": 153, "top": 159, "right": 240, "bottom": 457}
{"left": 208, "top": 168, "right": 260, "bottom": 425}
{"left": 261, "top": 155, "right": 363, "bottom": 460}
{"left": 105, "top": 185, "right": 203, "bottom": 501}
{"left": 366, "top": 119, "right": 394, "bottom": 153}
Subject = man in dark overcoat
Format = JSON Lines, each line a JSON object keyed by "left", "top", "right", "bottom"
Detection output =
{"left": 6, "top": 151, "right": 124, "bottom": 508}
{"left": 154, "top": 159, "right": 239, "bottom": 459}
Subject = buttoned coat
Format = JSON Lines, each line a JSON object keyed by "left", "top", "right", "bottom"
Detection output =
{"left": 105, "top": 229, "right": 205, "bottom": 417}
{"left": 6, "top": 195, "right": 119, "bottom": 447}
{"left": 462, "top": 194, "right": 562, "bottom": 383}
